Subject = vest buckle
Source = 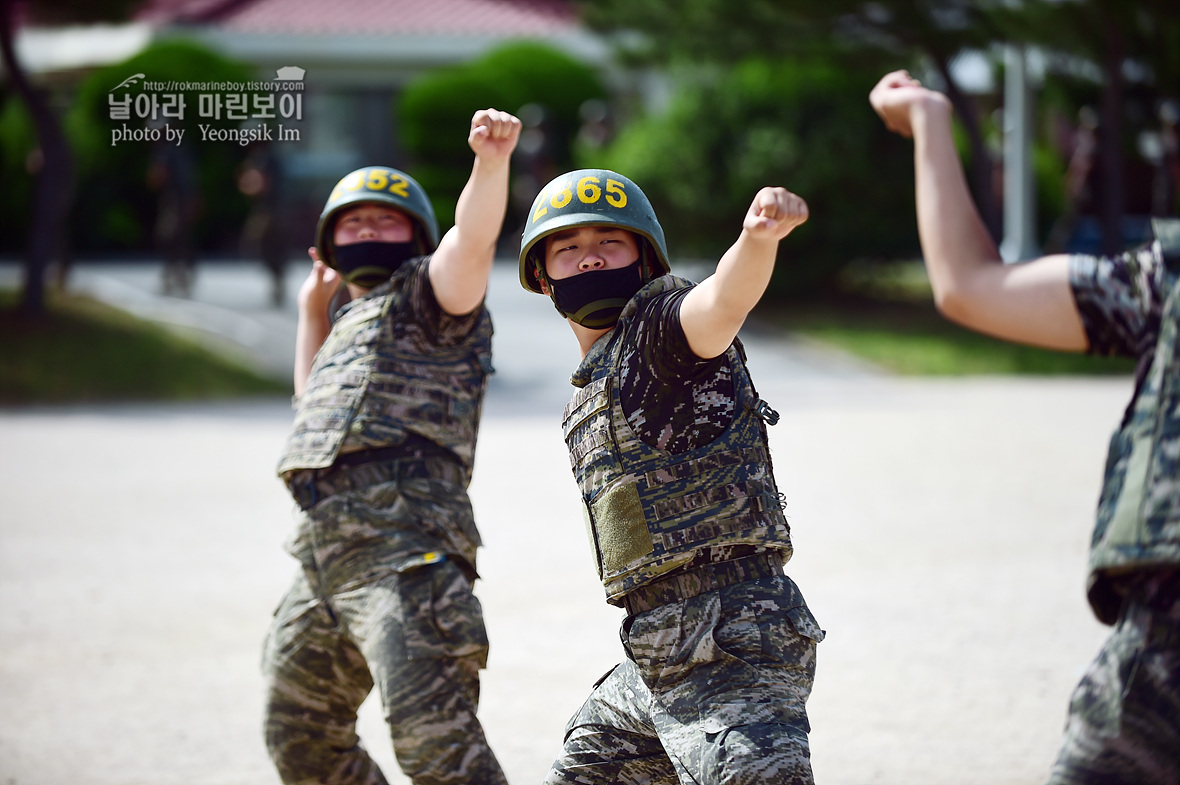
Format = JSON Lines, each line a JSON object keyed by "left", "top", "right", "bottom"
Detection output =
{"left": 753, "top": 399, "right": 780, "bottom": 426}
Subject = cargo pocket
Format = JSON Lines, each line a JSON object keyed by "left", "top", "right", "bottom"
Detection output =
{"left": 398, "top": 560, "right": 490, "bottom": 667}
{"left": 699, "top": 593, "right": 822, "bottom": 738}
{"left": 784, "top": 603, "right": 826, "bottom": 646}
{"left": 401, "top": 476, "right": 482, "bottom": 570}
{"left": 700, "top": 699, "right": 800, "bottom": 736}
{"left": 1149, "top": 330, "right": 1180, "bottom": 535}
{"left": 713, "top": 577, "right": 825, "bottom": 670}
{"left": 621, "top": 598, "right": 705, "bottom": 693}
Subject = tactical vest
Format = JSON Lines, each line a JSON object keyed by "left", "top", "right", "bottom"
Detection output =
{"left": 561, "top": 275, "right": 793, "bottom": 605}
{"left": 1087, "top": 218, "right": 1180, "bottom": 624}
{"left": 276, "top": 257, "right": 493, "bottom": 485}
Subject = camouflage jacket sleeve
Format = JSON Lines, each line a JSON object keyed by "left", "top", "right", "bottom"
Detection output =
{"left": 1069, "top": 244, "right": 1166, "bottom": 359}
{"left": 634, "top": 287, "right": 718, "bottom": 381}
{"left": 618, "top": 288, "right": 736, "bottom": 454}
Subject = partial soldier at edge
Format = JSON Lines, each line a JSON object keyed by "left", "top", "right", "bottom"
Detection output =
{"left": 870, "top": 69, "right": 1180, "bottom": 785}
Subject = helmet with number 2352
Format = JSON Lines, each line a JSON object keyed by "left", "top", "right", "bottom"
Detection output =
{"left": 315, "top": 166, "right": 440, "bottom": 269}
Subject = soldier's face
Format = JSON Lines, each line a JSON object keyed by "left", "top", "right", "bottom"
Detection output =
{"left": 334, "top": 204, "right": 414, "bottom": 246}
{"left": 544, "top": 226, "right": 640, "bottom": 281}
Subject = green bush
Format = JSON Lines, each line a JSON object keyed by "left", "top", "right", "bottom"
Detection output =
{"left": 398, "top": 40, "right": 605, "bottom": 230}
{"left": 63, "top": 38, "right": 256, "bottom": 253}
{"left": 588, "top": 57, "right": 920, "bottom": 298}
{"left": 477, "top": 41, "right": 606, "bottom": 165}
{"left": 398, "top": 67, "right": 524, "bottom": 230}
{"left": 0, "top": 91, "right": 40, "bottom": 255}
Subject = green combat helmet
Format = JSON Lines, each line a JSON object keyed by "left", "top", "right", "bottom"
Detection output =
{"left": 518, "top": 169, "right": 670, "bottom": 294}
{"left": 315, "top": 166, "right": 440, "bottom": 269}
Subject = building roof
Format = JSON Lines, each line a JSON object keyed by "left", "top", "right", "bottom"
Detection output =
{"left": 134, "top": 0, "right": 580, "bottom": 37}
{"left": 8, "top": 0, "right": 599, "bottom": 83}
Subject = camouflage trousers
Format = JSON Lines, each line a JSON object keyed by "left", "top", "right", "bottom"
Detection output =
{"left": 1047, "top": 599, "right": 1180, "bottom": 785}
{"left": 262, "top": 477, "right": 506, "bottom": 785}
{"left": 544, "top": 572, "right": 824, "bottom": 785}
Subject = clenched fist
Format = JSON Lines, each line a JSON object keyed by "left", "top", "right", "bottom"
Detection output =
{"left": 468, "top": 108, "right": 522, "bottom": 163}
{"left": 743, "top": 187, "right": 809, "bottom": 242}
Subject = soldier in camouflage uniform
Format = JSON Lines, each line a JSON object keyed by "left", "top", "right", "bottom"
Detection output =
{"left": 871, "top": 70, "right": 1180, "bottom": 785}
{"left": 262, "top": 108, "right": 521, "bottom": 785}
{"left": 518, "top": 169, "right": 826, "bottom": 785}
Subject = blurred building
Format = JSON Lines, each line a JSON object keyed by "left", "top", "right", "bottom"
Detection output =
{"left": 9, "top": 0, "right": 611, "bottom": 249}
{"left": 138, "top": 0, "right": 605, "bottom": 183}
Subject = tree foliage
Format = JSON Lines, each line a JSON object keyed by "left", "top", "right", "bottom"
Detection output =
{"left": 68, "top": 38, "right": 256, "bottom": 252}
{"left": 22, "top": 0, "right": 142, "bottom": 25}
{"left": 0, "top": 0, "right": 143, "bottom": 313}
{"left": 991, "top": 0, "right": 1180, "bottom": 91}
{"left": 991, "top": 0, "right": 1180, "bottom": 250}
{"left": 3, "top": 38, "right": 257, "bottom": 253}
{"left": 589, "top": 57, "right": 918, "bottom": 296}
{"left": 578, "top": 0, "right": 994, "bottom": 67}
{"left": 575, "top": 0, "right": 1180, "bottom": 269}
{"left": 398, "top": 40, "right": 605, "bottom": 232}
{"left": 575, "top": 0, "right": 1006, "bottom": 242}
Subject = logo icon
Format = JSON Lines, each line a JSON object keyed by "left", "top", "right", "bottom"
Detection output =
{"left": 110, "top": 73, "right": 145, "bottom": 92}
{"left": 275, "top": 66, "right": 306, "bottom": 81}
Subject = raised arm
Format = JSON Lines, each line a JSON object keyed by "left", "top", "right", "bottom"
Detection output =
{"left": 293, "top": 250, "right": 342, "bottom": 395}
{"left": 428, "top": 108, "right": 522, "bottom": 316}
{"left": 869, "top": 70, "right": 1087, "bottom": 351}
{"left": 679, "top": 187, "right": 809, "bottom": 359}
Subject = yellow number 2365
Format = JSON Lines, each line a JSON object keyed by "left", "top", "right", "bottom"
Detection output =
{"left": 532, "top": 176, "right": 627, "bottom": 223}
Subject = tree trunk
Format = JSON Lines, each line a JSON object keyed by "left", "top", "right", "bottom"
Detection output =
{"left": 0, "top": 0, "right": 75, "bottom": 316}
{"left": 1098, "top": 15, "right": 1125, "bottom": 256}
{"left": 933, "top": 55, "right": 1002, "bottom": 244}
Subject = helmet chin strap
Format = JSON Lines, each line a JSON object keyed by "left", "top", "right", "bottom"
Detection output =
{"left": 531, "top": 255, "right": 548, "bottom": 294}
{"left": 411, "top": 225, "right": 431, "bottom": 255}
{"left": 638, "top": 241, "right": 657, "bottom": 281}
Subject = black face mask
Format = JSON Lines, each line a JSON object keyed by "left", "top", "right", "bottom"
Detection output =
{"left": 333, "top": 241, "right": 417, "bottom": 289}
{"left": 548, "top": 259, "right": 645, "bottom": 328}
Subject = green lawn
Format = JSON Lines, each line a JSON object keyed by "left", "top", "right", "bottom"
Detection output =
{"left": 757, "top": 262, "right": 1136, "bottom": 376}
{"left": 0, "top": 288, "right": 290, "bottom": 405}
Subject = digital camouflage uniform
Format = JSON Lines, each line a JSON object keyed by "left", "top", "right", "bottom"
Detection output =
{"left": 1047, "top": 219, "right": 1180, "bottom": 785}
{"left": 263, "top": 256, "right": 507, "bottom": 785}
{"left": 548, "top": 275, "right": 825, "bottom": 785}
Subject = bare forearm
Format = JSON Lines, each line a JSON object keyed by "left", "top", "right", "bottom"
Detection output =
{"left": 695, "top": 232, "right": 777, "bottom": 330}
{"left": 682, "top": 187, "right": 807, "bottom": 358}
{"left": 869, "top": 70, "right": 1085, "bottom": 350}
{"left": 429, "top": 109, "right": 520, "bottom": 315}
{"left": 910, "top": 100, "right": 1086, "bottom": 350}
{"left": 910, "top": 98, "right": 999, "bottom": 302}
{"left": 428, "top": 158, "right": 509, "bottom": 315}
{"left": 451, "top": 156, "right": 510, "bottom": 264}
